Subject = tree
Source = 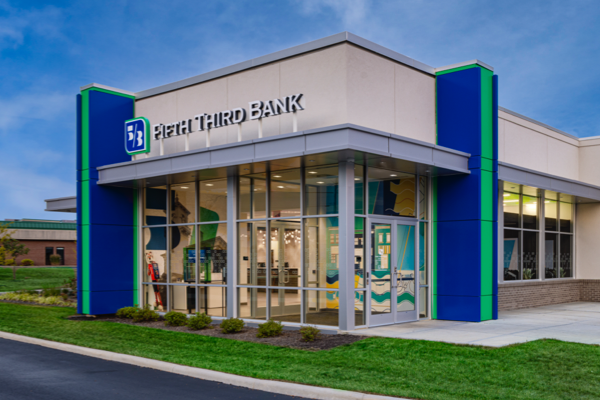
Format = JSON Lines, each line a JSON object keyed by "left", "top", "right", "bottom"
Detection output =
{"left": 0, "top": 223, "right": 30, "bottom": 280}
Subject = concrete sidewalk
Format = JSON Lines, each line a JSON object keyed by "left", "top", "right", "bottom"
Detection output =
{"left": 348, "top": 302, "right": 600, "bottom": 347}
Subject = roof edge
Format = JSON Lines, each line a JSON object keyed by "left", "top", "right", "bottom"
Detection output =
{"left": 498, "top": 106, "right": 579, "bottom": 141}
{"left": 80, "top": 83, "right": 136, "bottom": 97}
{"left": 435, "top": 59, "right": 494, "bottom": 73}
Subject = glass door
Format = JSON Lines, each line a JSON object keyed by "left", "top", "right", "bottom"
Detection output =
{"left": 368, "top": 218, "right": 418, "bottom": 326}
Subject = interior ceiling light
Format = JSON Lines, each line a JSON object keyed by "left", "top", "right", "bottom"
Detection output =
{"left": 504, "top": 199, "right": 518, "bottom": 203}
{"left": 205, "top": 183, "right": 214, "bottom": 187}
{"left": 277, "top": 185, "right": 285, "bottom": 188}
{"left": 390, "top": 174, "right": 397, "bottom": 177}
{"left": 180, "top": 186, "right": 189, "bottom": 189}
{"left": 273, "top": 175, "right": 282, "bottom": 178}
{"left": 354, "top": 178, "right": 360, "bottom": 181}
{"left": 317, "top": 181, "right": 324, "bottom": 184}
{"left": 308, "top": 171, "right": 317, "bottom": 174}
{"left": 503, "top": 193, "right": 510, "bottom": 197}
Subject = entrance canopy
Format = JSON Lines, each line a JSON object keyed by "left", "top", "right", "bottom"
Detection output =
{"left": 96, "top": 124, "right": 470, "bottom": 188}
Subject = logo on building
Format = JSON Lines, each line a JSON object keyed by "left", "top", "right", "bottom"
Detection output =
{"left": 125, "top": 117, "right": 151, "bottom": 155}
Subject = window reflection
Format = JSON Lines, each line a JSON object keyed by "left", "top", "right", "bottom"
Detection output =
{"left": 368, "top": 167, "right": 415, "bottom": 217}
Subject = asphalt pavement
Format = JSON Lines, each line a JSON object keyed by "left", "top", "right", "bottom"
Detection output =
{"left": 0, "top": 338, "right": 312, "bottom": 400}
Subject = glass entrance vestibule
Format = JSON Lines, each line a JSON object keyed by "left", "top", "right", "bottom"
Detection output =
{"left": 140, "top": 161, "right": 430, "bottom": 330}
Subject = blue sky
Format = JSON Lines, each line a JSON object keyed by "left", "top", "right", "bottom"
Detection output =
{"left": 1, "top": 0, "right": 599, "bottom": 220}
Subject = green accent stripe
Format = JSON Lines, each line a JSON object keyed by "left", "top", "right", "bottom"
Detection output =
{"left": 133, "top": 186, "right": 139, "bottom": 306}
{"left": 86, "top": 87, "right": 135, "bottom": 99}
{"left": 432, "top": 177, "right": 438, "bottom": 319}
{"left": 436, "top": 64, "right": 479, "bottom": 76}
{"left": 480, "top": 68, "right": 494, "bottom": 160}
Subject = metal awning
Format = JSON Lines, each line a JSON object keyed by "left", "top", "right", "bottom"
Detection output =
{"left": 45, "top": 196, "right": 77, "bottom": 213}
{"left": 96, "top": 124, "right": 471, "bottom": 188}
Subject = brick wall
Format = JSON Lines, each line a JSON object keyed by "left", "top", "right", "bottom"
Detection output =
{"left": 581, "top": 280, "right": 600, "bottom": 302}
{"left": 9, "top": 240, "right": 77, "bottom": 266}
{"left": 499, "top": 279, "right": 600, "bottom": 311}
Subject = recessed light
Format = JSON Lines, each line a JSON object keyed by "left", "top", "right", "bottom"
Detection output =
{"left": 390, "top": 174, "right": 397, "bottom": 177}
{"left": 317, "top": 182, "right": 324, "bottom": 184}
{"left": 273, "top": 175, "right": 281, "bottom": 178}
{"left": 308, "top": 171, "right": 317, "bottom": 174}
{"left": 277, "top": 186, "right": 284, "bottom": 188}
{"left": 503, "top": 194, "right": 509, "bottom": 197}
{"left": 205, "top": 183, "right": 214, "bottom": 187}
{"left": 354, "top": 178, "right": 360, "bottom": 181}
{"left": 180, "top": 186, "right": 189, "bottom": 189}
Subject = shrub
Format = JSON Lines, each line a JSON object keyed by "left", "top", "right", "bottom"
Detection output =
{"left": 41, "top": 287, "right": 61, "bottom": 297}
{"left": 5, "top": 259, "right": 15, "bottom": 266}
{"left": 220, "top": 318, "right": 244, "bottom": 334}
{"left": 64, "top": 277, "right": 77, "bottom": 291}
{"left": 300, "top": 326, "right": 320, "bottom": 342}
{"left": 257, "top": 319, "right": 283, "bottom": 338}
{"left": 20, "top": 259, "right": 34, "bottom": 266}
{"left": 49, "top": 254, "right": 61, "bottom": 265}
{"left": 164, "top": 311, "right": 188, "bottom": 327}
{"left": 132, "top": 305, "right": 160, "bottom": 323}
{"left": 188, "top": 313, "right": 212, "bottom": 330}
{"left": 116, "top": 306, "right": 138, "bottom": 319}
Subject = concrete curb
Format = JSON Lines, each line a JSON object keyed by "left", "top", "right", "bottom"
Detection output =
{"left": 0, "top": 331, "right": 409, "bottom": 400}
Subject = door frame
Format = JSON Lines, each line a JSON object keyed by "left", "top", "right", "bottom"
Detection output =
{"left": 366, "top": 216, "right": 419, "bottom": 327}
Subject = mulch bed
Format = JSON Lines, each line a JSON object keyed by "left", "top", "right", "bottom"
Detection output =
{"left": 75, "top": 315, "right": 365, "bottom": 351}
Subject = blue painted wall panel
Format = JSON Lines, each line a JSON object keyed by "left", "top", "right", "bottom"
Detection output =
{"left": 89, "top": 290, "right": 134, "bottom": 315}
{"left": 437, "top": 68, "right": 482, "bottom": 156}
{"left": 87, "top": 90, "right": 134, "bottom": 170}
{"left": 437, "top": 170, "right": 482, "bottom": 222}
{"left": 436, "top": 220, "right": 482, "bottom": 297}
{"left": 437, "top": 295, "right": 481, "bottom": 322}
{"left": 88, "top": 224, "right": 134, "bottom": 292}
{"left": 89, "top": 180, "right": 134, "bottom": 226}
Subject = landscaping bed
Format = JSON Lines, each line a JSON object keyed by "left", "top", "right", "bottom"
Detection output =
{"left": 1, "top": 303, "right": 600, "bottom": 400}
{"left": 90, "top": 316, "right": 362, "bottom": 350}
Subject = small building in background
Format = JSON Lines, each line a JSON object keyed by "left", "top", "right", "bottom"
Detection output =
{"left": 1, "top": 219, "right": 77, "bottom": 266}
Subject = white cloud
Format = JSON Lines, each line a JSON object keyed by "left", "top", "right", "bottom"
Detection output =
{"left": 0, "top": 2, "right": 66, "bottom": 51}
{"left": 0, "top": 91, "right": 73, "bottom": 133}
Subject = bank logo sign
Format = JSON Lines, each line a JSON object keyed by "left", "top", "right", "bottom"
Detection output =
{"left": 125, "top": 117, "right": 151, "bottom": 155}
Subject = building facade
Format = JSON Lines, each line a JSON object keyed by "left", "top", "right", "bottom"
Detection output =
{"left": 60, "top": 32, "right": 600, "bottom": 329}
{"left": 1, "top": 219, "right": 77, "bottom": 266}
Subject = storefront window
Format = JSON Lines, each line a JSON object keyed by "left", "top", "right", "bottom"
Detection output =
{"left": 238, "top": 287, "right": 266, "bottom": 320}
{"left": 171, "top": 183, "right": 195, "bottom": 224}
{"left": 355, "top": 164, "right": 365, "bottom": 215}
{"left": 270, "top": 220, "right": 302, "bottom": 288}
{"left": 544, "top": 192, "right": 573, "bottom": 279}
{"left": 143, "top": 226, "right": 167, "bottom": 284}
{"left": 144, "top": 186, "right": 167, "bottom": 226}
{"left": 270, "top": 169, "right": 301, "bottom": 217}
{"left": 522, "top": 231, "right": 538, "bottom": 280}
{"left": 354, "top": 217, "right": 365, "bottom": 288}
{"left": 199, "top": 179, "right": 227, "bottom": 222}
{"left": 303, "top": 217, "right": 339, "bottom": 289}
{"left": 305, "top": 165, "right": 338, "bottom": 215}
{"left": 368, "top": 167, "right": 415, "bottom": 217}
{"left": 238, "top": 174, "right": 266, "bottom": 219}
{"left": 304, "top": 290, "right": 338, "bottom": 326}
{"left": 169, "top": 225, "right": 196, "bottom": 283}
{"left": 419, "top": 176, "right": 427, "bottom": 220}
{"left": 544, "top": 233, "right": 558, "bottom": 279}
{"left": 270, "top": 289, "right": 301, "bottom": 323}
{"left": 504, "top": 229, "right": 520, "bottom": 280}
{"left": 560, "top": 201, "right": 573, "bottom": 233}
{"left": 503, "top": 192, "right": 520, "bottom": 228}
{"left": 238, "top": 222, "right": 267, "bottom": 286}
{"left": 560, "top": 234, "right": 573, "bottom": 278}
{"left": 198, "top": 223, "right": 227, "bottom": 284}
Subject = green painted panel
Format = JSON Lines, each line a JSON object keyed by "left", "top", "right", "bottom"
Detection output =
{"left": 436, "top": 64, "right": 484, "bottom": 76}
{"left": 81, "top": 90, "right": 89, "bottom": 171}
{"left": 481, "top": 170, "right": 494, "bottom": 222}
{"left": 480, "top": 295, "right": 493, "bottom": 321}
{"left": 88, "top": 87, "right": 135, "bottom": 99}
{"left": 481, "top": 68, "right": 494, "bottom": 160}
{"left": 481, "top": 157, "right": 494, "bottom": 172}
{"left": 480, "top": 220, "right": 493, "bottom": 296}
{"left": 431, "top": 177, "right": 437, "bottom": 319}
{"left": 133, "top": 187, "right": 139, "bottom": 306}
{"left": 81, "top": 224, "right": 90, "bottom": 293}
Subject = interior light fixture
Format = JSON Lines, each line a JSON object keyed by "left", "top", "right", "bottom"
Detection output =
{"left": 308, "top": 171, "right": 317, "bottom": 174}
{"left": 205, "top": 183, "right": 214, "bottom": 187}
{"left": 317, "top": 182, "right": 324, "bottom": 184}
{"left": 390, "top": 174, "right": 397, "bottom": 177}
{"left": 354, "top": 178, "right": 360, "bottom": 181}
{"left": 504, "top": 199, "right": 518, "bottom": 203}
{"left": 277, "top": 185, "right": 285, "bottom": 188}
{"left": 273, "top": 175, "right": 282, "bottom": 178}
{"left": 503, "top": 194, "right": 510, "bottom": 197}
{"left": 180, "top": 186, "right": 189, "bottom": 189}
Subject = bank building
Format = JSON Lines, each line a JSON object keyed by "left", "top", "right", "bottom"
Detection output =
{"left": 45, "top": 32, "right": 600, "bottom": 330}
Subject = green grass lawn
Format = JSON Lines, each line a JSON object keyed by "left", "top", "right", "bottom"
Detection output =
{"left": 0, "top": 303, "right": 598, "bottom": 400}
{"left": 0, "top": 267, "right": 74, "bottom": 291}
